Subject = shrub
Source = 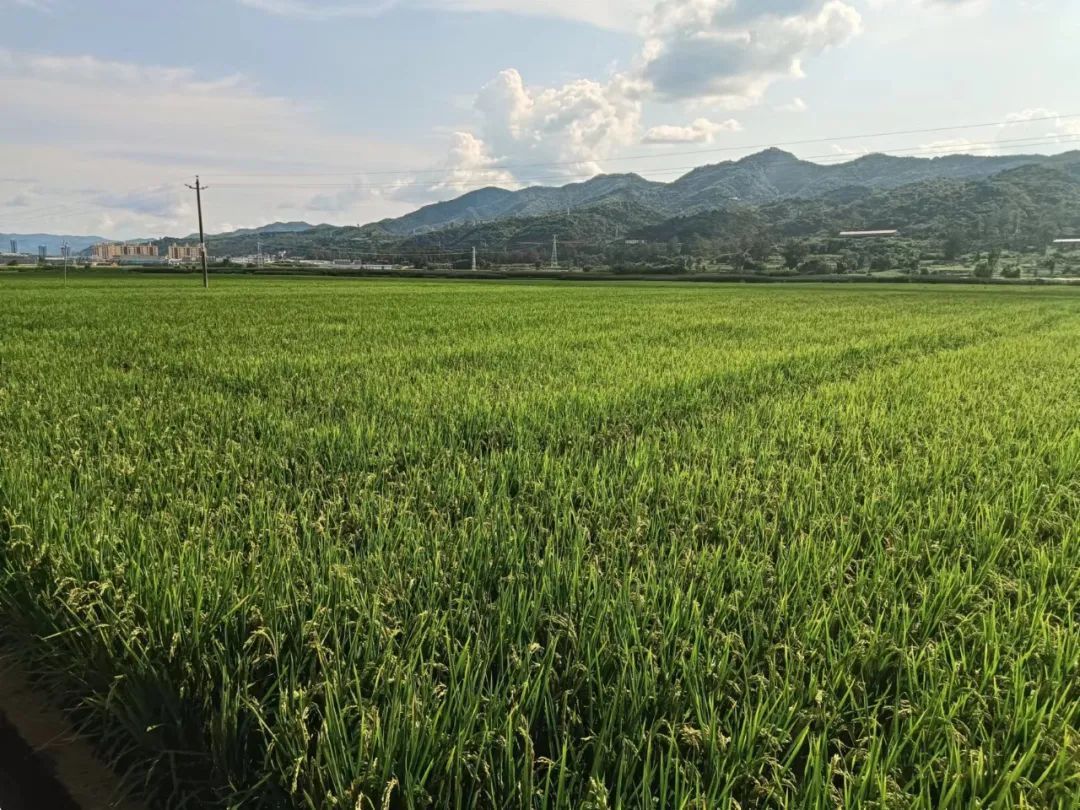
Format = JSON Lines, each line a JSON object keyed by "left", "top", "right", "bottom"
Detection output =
{"left": 797, "top": 258, "right": 831, "bottom": 275}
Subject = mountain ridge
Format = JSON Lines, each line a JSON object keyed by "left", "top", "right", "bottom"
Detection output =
{"left": 13, "top": 149, "right": 1080, "bottom": 254}
{"left": 374, "top": 149, "right": 1080, "bottom": 236}
{"left": 188, "top": 158, "right": 1080, "bottom": 263}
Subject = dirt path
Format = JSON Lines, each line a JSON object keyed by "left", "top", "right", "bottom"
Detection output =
{"left": 0, "top": 656, "right": 146, "bottom": 810}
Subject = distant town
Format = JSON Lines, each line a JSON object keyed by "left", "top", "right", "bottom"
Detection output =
{"left": 0, "top": 238, "right": 405, "bottom": 272}
{"left": 1, "top": 239, "right": 204, "bottom": 267}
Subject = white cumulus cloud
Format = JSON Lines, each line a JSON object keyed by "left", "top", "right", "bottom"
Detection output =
{"left": 432, "top": 131, "right": 517, "bottom": 191}
{"left": 440, "top": 0, "right": 864, "bottom": 187}
{"left": 643, "top": 117, "right": 742, "bottom": 144}
{"left": 469, "top": 68, "right": 645, "bottom": 180}
{"left": 640, "top": 0, "right": 862, "bottom": 105}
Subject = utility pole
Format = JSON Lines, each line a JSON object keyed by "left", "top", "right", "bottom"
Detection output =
{"left": 62, "top": 240, "right": 69, "bottom": 283}
{"left": 185, "top": 176, "right": 209, "bottom": 288}
{"left": 472, "top": 246, "right": 477, "bottom": 271}
{"left": 257, "top": 236, "right": 262, "bottom": 270}
{"left": 551, "top": 234, "right": 559, "bottom": 269}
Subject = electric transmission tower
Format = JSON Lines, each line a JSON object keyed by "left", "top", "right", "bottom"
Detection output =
{"left": 551, "top": 234, "right": 559, "bottom": 269}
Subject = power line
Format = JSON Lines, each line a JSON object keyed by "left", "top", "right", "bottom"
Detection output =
{"left": 0, "top": 179, "right": 188, "bottom": 223}
{"left": 202, "top": 112, "right": 1080, "bottom": 180}
{"left": 205, "top": 134, "right": 1080, "bottom": 192}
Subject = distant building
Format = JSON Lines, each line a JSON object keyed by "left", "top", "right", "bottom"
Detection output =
{"left": 839, "top": 230, "right": 899, "bottom": 238}
{"left": 168, "top": 244, "right": 202, "bottom": 261}
{"left": 9, "top": 240, "right": 15, "bottom": 254}
{"left": 92, "top": 242, "right": 159, "bottom": 260}
{"left": 38, "top": 245, "right": 47, "bottom": 260}
{"left": 0, "top": 254, "right": 35, "bottom": 265}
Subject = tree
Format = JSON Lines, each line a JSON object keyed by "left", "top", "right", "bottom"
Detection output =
{"left": 781, "top": 239, "right": 809, "bottom": 270}
{"left": 834, "top": 252, "right": 856, "bottom": 274}
{"left": 747, "top": 236, "right": 772, "bottom": 262}
{"left": 797, "top": 258, "right": 830, "bottom": 275}
{"left": 973, "top": 260, "right": 993, "bottom": 279}
{"left": 943, "top": 232, "right": 966, "bottom": 261}
{"left": 730, "top": 231, "right": 770, "bottom": 267}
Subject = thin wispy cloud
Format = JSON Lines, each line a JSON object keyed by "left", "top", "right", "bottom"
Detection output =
{"left": 0, "top": 47, "right": 428, "bottom": 234}
{"left": 777, "top": 98, "right": 809, "bottom": 113}
{"left": 235, "top": 0, "right": 400, "bottom": 19}
{"left": 235, "top": 0, "right": 652, "bottom": 30}
{"left": 3, "top": 0, "right": 55, "bottom": 10}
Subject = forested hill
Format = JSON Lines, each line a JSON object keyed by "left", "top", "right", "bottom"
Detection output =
{"left": 374, "top": 148, "right": 1080, "bottom": 236}
{"left": 392, "top": 161, "right": 1080, "bottom": 254}
{"left": 635, "top": 162, "right": 1080, "bottom": 245}
{"left": 189, "top": 154, "right": 1080, "bottom": 259}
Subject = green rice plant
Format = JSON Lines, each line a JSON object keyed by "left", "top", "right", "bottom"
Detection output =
{"left": 0, "top": 275, "right": 1077, "bottom": 808}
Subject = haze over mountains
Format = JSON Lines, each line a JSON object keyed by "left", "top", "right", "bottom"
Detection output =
{"left": 0, "top": 233, "right": 107, "bottom": 255}
{"left": 10, "top": 149, "right": 1080, "bottom": 257}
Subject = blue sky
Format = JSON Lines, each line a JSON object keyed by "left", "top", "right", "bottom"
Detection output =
{"left": 1, "top": 0, "right": 1077, "bottom": 238}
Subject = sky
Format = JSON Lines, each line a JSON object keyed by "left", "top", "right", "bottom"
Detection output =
{"left": 0, "top": 0, "right": 1078, "bottom": 239}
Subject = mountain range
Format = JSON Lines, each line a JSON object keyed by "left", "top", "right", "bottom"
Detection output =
{"left": 227, "top": 149, "right": 1080, "bottom": 258}
{"left": 209, "top": 221, "right": 316, "bottom": 238}
{"left": 370, "top": 148, "right": 1080, "bottom": 236}
{"left": 11, "top": 149, "right": 1080, "bottom": 259}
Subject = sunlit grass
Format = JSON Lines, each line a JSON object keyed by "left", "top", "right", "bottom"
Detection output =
{"left": 0, "top": 276, "right": 1077, "bottom": 808}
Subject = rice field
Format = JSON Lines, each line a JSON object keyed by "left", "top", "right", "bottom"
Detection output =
{"left": 0, "top": 274, "right": 1078, "bottom": 809}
